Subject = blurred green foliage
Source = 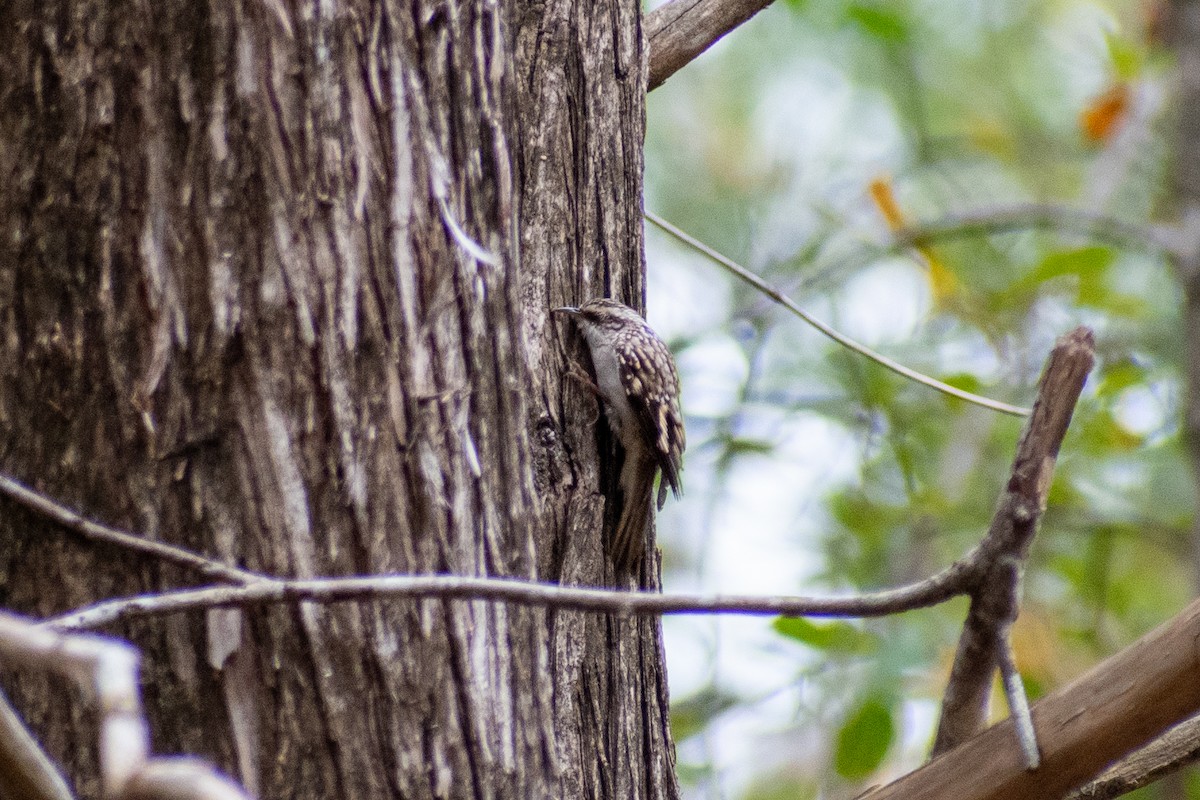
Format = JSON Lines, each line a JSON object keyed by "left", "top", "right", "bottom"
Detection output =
{"left": 646, "top": 0, "right": 1195, "bottom": 796}
{"left": 835, "top": 694, "right": 895, "bottom": 778}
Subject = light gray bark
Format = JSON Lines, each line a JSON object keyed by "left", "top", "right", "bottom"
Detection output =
{"left": 0, "top": 0, "right": 677, "bottom": 797}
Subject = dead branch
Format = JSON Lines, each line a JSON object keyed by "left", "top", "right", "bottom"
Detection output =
{"left": 1067, "top": 714, "right": 1200, "bottom": 799}
{"left": 646, "top": 0, "right": 776, "bottom": 91}
{"left": 0, "top": 612, "right": 250, "bottom": 800}
{"left": 862, "top": 594, "right": 1200, "bottom": 800}
{"left": 0, "top": 685, "right": 73, "bottom": 800}
{"left": 934, "top": 327, "right": 1095, "bottom": 756}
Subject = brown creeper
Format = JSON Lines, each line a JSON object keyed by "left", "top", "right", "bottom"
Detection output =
{"left": 553, "top": 299, "right": 685, "bottom": 572}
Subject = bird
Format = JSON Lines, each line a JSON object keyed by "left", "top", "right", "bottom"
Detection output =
{"left": 553, "top": 299, "right": 685, "bottom": 572}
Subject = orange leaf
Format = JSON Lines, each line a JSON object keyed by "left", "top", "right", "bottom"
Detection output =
{"left": 1080, "top": 83, "right": 1131, "bottom": 143}
{"left": 869, "top": 177, "right": 960, "bottom": 305}
{"left": 869, "top": 176, "right": 907, "bottom": 231}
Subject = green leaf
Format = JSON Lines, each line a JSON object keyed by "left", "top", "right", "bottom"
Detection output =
{"left": 1105, "top": 31, "right": 1143, "bottom": 80}
{"left": 773, "top": 617, "right": 880, "bottom": 654}
{"left": 829, "top": 490, "right": 894, "bottom": 552}
{"left": 846, "top": 4, "right": 908, "bottom": 41}
{"left": 724, "top": 437, "right": 775, "bottom": 457}
{"left": 835, "top": 696, "right": 894, "bottom": 779}
{"left": 1005, "top": 246, "right": 1122, "bottom": 310}
{"left": 1096, "top": 359, "right": 1147, "bottom": 397}
{"left": 938, "top": 372, "right": 983, "bottom": 395}
{"left": 1027, "top": 246, "right": 1116, "bottom": 284}
{"left": 670, "top": 687, "right": 740, "bottom": 742}
{"left": 1076, "top": 406, "right": 1144, "bottom": 452}
{"left": 741, "top": 773, "right": 819, "bottom": 800}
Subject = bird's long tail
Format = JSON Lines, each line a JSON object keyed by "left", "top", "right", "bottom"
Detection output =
{"left": 613, "top": 455, "right": 656, "bottom": 574}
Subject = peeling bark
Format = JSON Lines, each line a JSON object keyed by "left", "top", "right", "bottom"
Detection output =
{"left": 0, "top": 0, "right": 677, "bottom": 797}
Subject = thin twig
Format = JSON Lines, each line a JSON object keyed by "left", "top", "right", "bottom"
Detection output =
{"left": 0, "top": 474, "right": 262, "bottom": 586}
{"left": 48, "top": 561, "right": 978, "bottom": 630}
{"left": 996, "top": 626, "right": 1040, "bottom": 770}
{"left": 644, "top": 210, "right": 1032, "bottom": 417}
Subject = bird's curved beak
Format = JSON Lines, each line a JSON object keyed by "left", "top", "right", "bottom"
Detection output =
{"left": 551, "top": 306, "right": 579, "bottom": 316}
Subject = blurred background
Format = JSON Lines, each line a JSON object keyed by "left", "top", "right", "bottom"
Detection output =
{"left": 642, "top": 0, "right": 1190, "bottom": 796}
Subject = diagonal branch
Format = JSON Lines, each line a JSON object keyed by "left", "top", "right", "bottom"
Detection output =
{"left": 1067, "top": 714, "right": 1200, "bottom": 799}
{"left": 646, "top": 0, "right": 777, "bottom": 91}
{"left": 0, "top": 685, "right": 73, "bottom": 800}
{"left": 862, "top": 594, "right": 1200, "bottom": 800}
{"left": 933, "top": 327, "right": 1095, "bottom": 757}
{"left": 645, "top": 210, "right": 1032, "bottom": 416}
{"left": 0, "top": 474, "right": 262, "bottom": 586}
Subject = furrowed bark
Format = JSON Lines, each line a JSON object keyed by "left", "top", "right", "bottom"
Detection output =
{"left": 0, "top": 0, "right": 676, "bottom": 797}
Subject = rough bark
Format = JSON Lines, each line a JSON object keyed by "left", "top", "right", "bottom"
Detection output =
{"left": 0, "top": 0, "right": 677, "bottom": 798}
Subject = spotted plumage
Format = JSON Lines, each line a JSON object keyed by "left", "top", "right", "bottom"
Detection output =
{"left": 553, "top": 299, "right": 685, "bottom": 572}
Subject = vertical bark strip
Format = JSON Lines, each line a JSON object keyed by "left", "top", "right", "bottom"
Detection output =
{"left": 0, "top": 0, "right": 677, "bottom": 797}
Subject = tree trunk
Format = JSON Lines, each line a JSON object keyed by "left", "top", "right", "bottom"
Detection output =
{"left": 0, "top": 0, "right": 677, "bottom": 798}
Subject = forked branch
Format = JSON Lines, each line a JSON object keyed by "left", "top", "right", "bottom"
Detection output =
{"left": 0, "top": 612, "right": 250, "bottom": 800}
{"left": 934, "top": 327, "right": 1095, "bottom": 760}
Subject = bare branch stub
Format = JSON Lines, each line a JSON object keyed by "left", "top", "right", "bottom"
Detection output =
{"left": 646, "top": 0, "right": 776, "bottom": 91}
{"left": 933, "top": 327, "right": 1095, "bottom": 756}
